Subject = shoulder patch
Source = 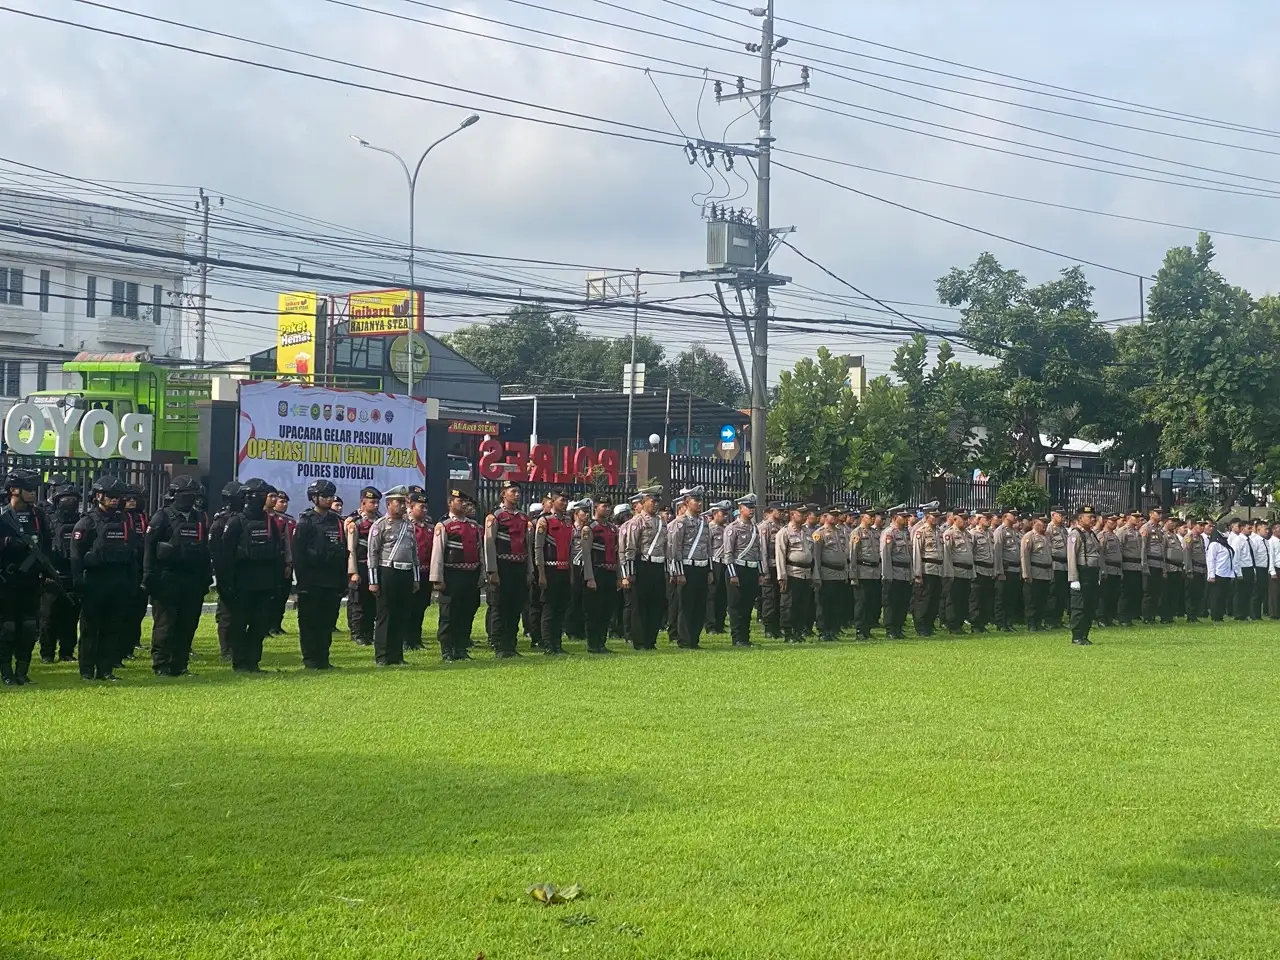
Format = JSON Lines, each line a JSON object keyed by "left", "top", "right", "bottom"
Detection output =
{"left": 73, "top": 530, "right": 83, "bottom": 540}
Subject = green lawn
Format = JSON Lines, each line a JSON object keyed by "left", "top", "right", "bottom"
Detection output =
{"left": 3, "top": 612, "right": 1279, "bottom": 959}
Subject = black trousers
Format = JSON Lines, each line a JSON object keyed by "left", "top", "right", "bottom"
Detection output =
{"left": 1162, "top": 571, "right": 1185, "bottom": 623}
{"left": 524, "top": 569, "right": 543, "bottom": 648}
{"left": 38, "top": 589, "right": 79, "bottom": 661}
{"left": 1247, "top": 567, "right": 1265, "bottom": 620}
{"left": 216, "top": 595, "right": 233, "bottom": 659}
{"left": 884, "top": 579, "right": 911, "bottom": 637}
{"left": 1142, "top": 569, "right": 1165, "bottom": 623}
{"left": 611, "top": 582, "right": 627, "bottom": 639}
{"left": 408, "top": 579, "right": 430, "bottom": 649}
{"left": 706, "top": 562, "right": 728, "bottom": 632}
{"left": 1099, "top": 572, "right": 1121, "bottom": 625}
{"left": 296, "top": 586, "right": 342, "bottom": 667}
{"left": 1185, "top": 572, "right": 1206, "bottom": 622}
{"left": 273, "top": 576, "right": 292, "bottom": 630}
{"left": 852, "top": 579, "right": 882, "bottom": 637}
{"left": 540, "top": 568, "right": 571, "bottom": 652}
{"left": 150, "top": 578, "right": 205, "bottom": 675}
{"left": 78, "top": 579, "right": 133, "bottom": 678}
{"left": 584, "top": 568, "right": 618, "bottom": 651}
{"left": 1024, "top": 578, "right": 1050, "bottom": 629}
{"left": 727, "top": 566, "right": 759, "bottom": 645}
{"left": 0, "top": 584, "right": 40, "bottom": 679}
{"left": 677, "top": 566, "right": 710, "bottom": 648}
{"left": 491, "top": 560, "right": 529, "bottom": 654}
{"left": 968, "top": 576, "right": 993, "bottom": 631}
{"left": 912, "top": 574, "right": 943, "bottom": 635}
{"left": 438, "top": 567, "right": 481, "bottom": 658}
{"left": 629, "top": 561, "right": 666, "bottom": 649}
{"left": 1209, "top": 577, "right": 1232, "bottom": 621}
{"left": 1120, "top": 569, "right": 1143, "bottom": 625}
{"left": 229, "top": 589, "right": 275, "bottom": 671}
{"left": 1232, "top": 569, "right": 1252, "bottom": 619}
{"left": 347, "top": 567, "right": 375, "bottom": 644}
{"left": 122, "top": 586, "right": 148, "bottom": 659}
{"left": 1051, "top": 569, "right": 1070, "bottom": 625}
{"left": 373, "top": 567, "right": 416, "bottom": 665}
{"left": 1070, "top": 567, "right": 1100, "bottom": 641}
{"left": 945, "top": 577, "right": 972, "bottom": 632}
{"left": 759, "top": 570, "right": 781, "bottom": 637}
{"left": 815, "top": 579, "right": 845, "bottom": 639}
{"left": 666, "top": 576, "right": 681, "bottom": 642}
{"left": 1268, "top": 573, "right": 1280, "bottom": 620}
{"left": 567, "top": 566, "right": 586, "bottom": 639}
{"left": 779, "top": 577, "right": 814, "bottom": 640}
{"left": 995, "top": 576, "right": 1021, "bottom": 629}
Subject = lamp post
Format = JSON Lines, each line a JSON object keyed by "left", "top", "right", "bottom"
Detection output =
{"left": 350, "top": 113, "right": 480, "bottom": 400}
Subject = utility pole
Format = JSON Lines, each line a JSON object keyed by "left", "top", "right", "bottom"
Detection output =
{"left": 680, "top": 0, "right": 807, "bottom": 500}
{"left": 195, "top": 188, "right": 210, "bottom": 364}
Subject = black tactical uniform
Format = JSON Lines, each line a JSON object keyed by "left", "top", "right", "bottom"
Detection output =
{"left": 38, "top": 485, "right": 82, "bottom": 664}
{"left": 218, "top": 479, "right": 284, "bottom": 673}
{"left": 208, "top": 481, "right": 243, "bottom": 661}
{"left": 292, "top": 479, "right": 348, "bottom": 670}
{"left": 70, "top": 477, "right": 137, "bottom": 681}
{"left": 121, "top": 486, "right": 150, "bottom": 661}
{"left": 144, "top": 476, "right": 212, "bottom": 676}
{"left": 1, "top": 470, "right": 51, "bottom": 685}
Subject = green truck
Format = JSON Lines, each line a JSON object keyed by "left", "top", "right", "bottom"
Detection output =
{"left": 24, "top": 352, "right": 210, "bottom": 461}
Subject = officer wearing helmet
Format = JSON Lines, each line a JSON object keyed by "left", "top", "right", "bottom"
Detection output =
{"left": 292, "top": 478, "right": 348, "bottom": 669}
{"left": 70, "top": 476, "right": 137, "bottom": 682}
{"left": 0, "top": 469, "right": 51, "bottom": 685}
{"left": 144, "top": 475, "right": 212, "bottom": 677}
{"left": 209, "top": 480, "right": 244, "bottom": 661}
{"left": 38, "top": 482, "right": 83, "bottom": 665}
{"left": 217, "top": 479, "right": 285, "bottom": 673}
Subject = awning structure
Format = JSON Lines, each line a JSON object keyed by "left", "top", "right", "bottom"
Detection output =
{"left": 499, "top": 389, "right": 748, "bottom": 439}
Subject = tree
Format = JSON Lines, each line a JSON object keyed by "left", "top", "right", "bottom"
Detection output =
{"left": 890, "top": 334, "right": 976, "bottom": 483}
{"left": 768, "top": 347, "right": 858, "bottom": 494}
{"left": 936, "top": 253, "right": 1118, "bottom": 478}
{"left": 1119, "top": 234, "right": 1280, "bottom": 510}
{"left": 843, "top": 375, "right": 913, "bottom": 504}
{"left": 667, "top": 343, "right": 746, "bottom": 408}
{"left": 442, "top": 303, "right": 589, "bottom": 389}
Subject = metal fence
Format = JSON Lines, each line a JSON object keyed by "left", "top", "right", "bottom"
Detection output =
{"left": 474, "top": 478, "right": 633, "bottom": 515}
{"left": 0, "top": 454, "right": 170, "bottom": 511}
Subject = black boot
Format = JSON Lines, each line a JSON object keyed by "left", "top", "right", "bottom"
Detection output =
{"left": 14, "top": 661, "right": 34, "bottom": 685}
{"left": 0, "top": 661, "right": 15, "bottom": 686}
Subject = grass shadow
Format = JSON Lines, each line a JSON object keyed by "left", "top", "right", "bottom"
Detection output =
{"left": 1122, "top": 828, "right": 1280, "bottom": 899}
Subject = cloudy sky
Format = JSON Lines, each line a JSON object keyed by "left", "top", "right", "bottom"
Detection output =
{"left": 5, "top": 0, "right": 1280, "bottom": 380}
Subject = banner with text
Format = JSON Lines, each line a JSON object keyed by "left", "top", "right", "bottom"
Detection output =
{"left": 276, "top": 291, "right": 317, "bottom": 378}
{"left": 237, "top": 381, "right": 428, "bottom": 509}
{"left": 346, "top": 288, "right": 423, "bottom": 337}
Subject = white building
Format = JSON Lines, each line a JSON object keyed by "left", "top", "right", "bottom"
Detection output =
{"left": 0, "top": 188, "right": 188, "bottom": 417}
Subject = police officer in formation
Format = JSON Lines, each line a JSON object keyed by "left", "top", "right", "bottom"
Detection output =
{"left": 292, "top": 478, "right": 347, "bottom": 670}
{"left": 1, "top": 470, "right": 50, "bottom": 685}
{"left": 144, "top": 476, "right": 212, "bottom": 677}
{"left": 669, "top": 486, "right": 713, "bottom": 649}
{"left": 721, "top": 494, "right": 760, "bottom": 648}
{"left": 71, "top": 476, "right": 137, "bottom": 681}
{"left": 484, "top": 481, "right": 530, "bottom": 658}
{"left": 39, "top": 481, "right": 82, "bottom": 665}
{"left": 366, "top": 485, "right": 420, "bottom": 666}
{"left": 216, "top": 478, "right": 283, "bottom": 673}
{"left": 619, "top": 485, "right": 667, "bottom": 650}
{"left": 345, "top": 486, "right": 382, "bottom": 646}
{"left": 431, "top": 489, "right": 485, "bottom": 661}
{"left": 776, "top": 503, "right": 815, "bottom": 643}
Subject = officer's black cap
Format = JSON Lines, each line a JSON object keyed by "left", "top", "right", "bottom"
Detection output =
{"left": 360, "top": 486, "right": 382, "bottom": 501}
{"left": 501, "top": 480, "right": 520, "bottom": 492}
{"left": 1077, "top": 504, "right": 1096, "bottom": 517}
{"left": 408, "top": 490, "right": 428, "bottom": 505}
{"left": 1050, "top": 505, "right": 1066, "bottom": 515}
{"left": 449, "top": 488, "right": 474, "bottom": 504}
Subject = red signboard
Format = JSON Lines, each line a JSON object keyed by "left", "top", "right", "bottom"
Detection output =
{"left": 448, "top": 420, "right": 500, "bottom": 436}
{"left": 478, "top": 439, "right": 620, "bottom": 486}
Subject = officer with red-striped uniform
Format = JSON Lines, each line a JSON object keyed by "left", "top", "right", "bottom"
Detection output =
{"left": 484, "top": 480, "right": 530, "bottom": 658}
{"left": 582, "top": 497, "right": 620, "bottom": 654}
{"left": 430, "top": 489, "right": 486, "bottom": 662}
{"left": 535, "top": 489, "right": 574, "bottom": 655}
{"left": 344, "top": 486, "right": 381, "bottom": 646}
{"left": 407, "top": 487, "right": 433, "bottom": 650}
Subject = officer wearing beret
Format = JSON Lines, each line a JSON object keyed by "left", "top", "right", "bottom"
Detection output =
{"left": 345, "top": 486, "right": 382, "bottom": 646}
{"left": 431, "top": 489, "right": 486, "bottom": 661}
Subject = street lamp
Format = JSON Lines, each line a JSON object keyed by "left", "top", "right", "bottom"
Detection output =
{"left": 349, "top": 113, "right": 480, "bottom": 399}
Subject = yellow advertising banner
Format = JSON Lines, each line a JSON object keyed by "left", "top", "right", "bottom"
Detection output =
{"left": 347, "top": 289, "right": 423, "bottom": 337}
{"left": 276, "top": 291, "right": 318, "bottom": 378}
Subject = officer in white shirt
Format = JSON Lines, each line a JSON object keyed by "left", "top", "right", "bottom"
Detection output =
{"left": 1247, "top": 520, "right": 1269, "bottom": 621}
{"left": 1205, "top": 526, "right": 1236, "bottom": 622}
{"left": 1268, "top": 521, "right": 1280, "bottom": 620}
{"left": 1227, "top": 519, "right": 1250, "bottom": 620}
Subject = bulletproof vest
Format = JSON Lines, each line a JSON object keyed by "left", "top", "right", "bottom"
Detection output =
{"left": 442, "top": 517, "right": 481, "bottom": 567}
{"left": 543, "top": 515, "right": 574, "bottom": 566}
{"left": 0, "top": 507, "right": 41, "bottom": 574}
{"left": 494, "top": 509, "right": 529, "bottom": 559}
{"left": 156, "top": 507, "right": 208, "bottom": 566}
{"left": 590, "top": 520, "right": 619, "bottom": 567}
{"left": 89, "top": 510, "right": 134, "bottom": 567}
{"left": 51, "top": 509, "right": 79, "bottom": 572}
{"left": 309, "top": 511, "right": 347, "bottom": 562}
{"left": 238, "top": 514, "right": 280, "bottom": 562}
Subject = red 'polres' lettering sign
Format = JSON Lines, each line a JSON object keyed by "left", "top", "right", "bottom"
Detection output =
{"left": 478, "top": 440, "right": 619, "bottom": 485}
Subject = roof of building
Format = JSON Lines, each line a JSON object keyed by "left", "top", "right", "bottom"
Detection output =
{"left": 499, "top": 389, "right": 749, "bottom": 436}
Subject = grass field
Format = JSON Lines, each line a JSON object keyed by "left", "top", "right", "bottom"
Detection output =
{"left": 3, "top": 610, "right": 1279, "bottom": 959}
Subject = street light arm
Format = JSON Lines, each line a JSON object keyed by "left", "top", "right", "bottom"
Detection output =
{"left": 360, "top": 142, "right": 413, "bottom": 190}
{"left": 410, "top": 125, "right": 467, "bottom": 190}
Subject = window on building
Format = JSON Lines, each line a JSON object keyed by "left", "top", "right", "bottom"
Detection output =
{"left": 126, "top": 282, "right": 139, "bottom": 318}
{"left": 111, "top": 280, "right": 125, "bottom": 316}
{"left": 152, "top": 284, "right": 163, "bottom": 325}
{"left": 6, "top": 268, "right": 23, "bottom": 306}
{"left": 1, "top": 361, "right": 20, "bottom": 398}
{"left": 86, "top": 276, "right": 97, "bottom": 317}
{"left": 39, "top": 270, "right": 50, "bottom": 312}
{"left": 36, "top": 361, "right": 48, "bottom": 392}
{"left": 109, "top": 280, "right": 140, "bottom": 318}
